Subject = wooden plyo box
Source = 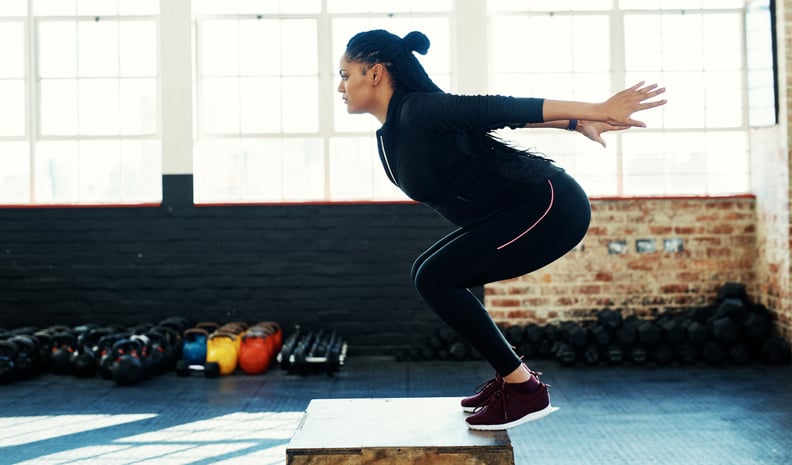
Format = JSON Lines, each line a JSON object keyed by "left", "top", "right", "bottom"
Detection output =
{"left": 285, "top": 397, "right": 514, "bottom": 465}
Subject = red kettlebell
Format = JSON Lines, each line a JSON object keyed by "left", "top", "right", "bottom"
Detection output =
{"left": 239, "top": 333, "right": 271, "bottom": 375}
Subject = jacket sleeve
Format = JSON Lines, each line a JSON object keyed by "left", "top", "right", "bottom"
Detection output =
{"left": 399, "top": 92, "right": 545, "bottom": 134}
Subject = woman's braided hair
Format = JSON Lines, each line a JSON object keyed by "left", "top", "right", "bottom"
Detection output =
{"left": 344, "top": 30, "right": 443, "bottom": 93}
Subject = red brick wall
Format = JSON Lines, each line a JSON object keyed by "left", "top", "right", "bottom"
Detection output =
{"left": 485, "top": 196, "right": 757, "bottom": 325}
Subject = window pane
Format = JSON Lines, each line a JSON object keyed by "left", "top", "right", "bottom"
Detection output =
{"left": 200, "top": 20, "right": 240, "bottom": 76}
{"left": 121, "top": 139, "right": 161, "bottom": 202}
{"left": 201, "top": 77, "right": 240, "bottom": 134}
{"left": 0, "top": 0, "right": 26, "bottom": 16}
{"left": 0, "top": 80, "right": 25, "bottom": 136}
{"left": 240, "top": 18, "right": 280, "bottom": 76}
{"left": 0, "top": 22, "right": 25, "bottom": 78}
{"left": 39, "top": 79, "right": 78, "bottom": 135}
{"left": 34, "top": 140, "right": 80, "bottom": 202}
{"left": 624, "top": 15, "right": 661, "bottom": 71}
{"left": 280, "top": 19, "right": 317, "bottom": 75}
{"left": 120, "top": 21, "right": 157, "bottom": 76}
{"left": 0, "top": 142, "right": 30, "bottom": 203}
{"left": 329, "top": 137, "right": 374, "bottom": 200}
{"left": 491, "top": 13, "right": 608, "bottom": 100}
{"left": 78, "top": 20, "right": 119, "bottom": 77}
{"left": 194, "top": 139, "right": 245, "bottom": 201}
{"left": 120, "top": 78, "right": 158, "bottom": 135}
{"left": 34, "top": 0, "right": 77, "bottom": 16}
{"left": 77, "top": 0, "right": 118, "bottom": 16}
{"left": 703, "top": 14, "right": 741, "bottom": 70}
{"left": 661, "top": 72, "right": 705, "bottom": 128}
{"left": 705, "top": 71, "right": 742, "bottom": 127}
{"left": 240, "top": 77, "right": 282, "bottom": 133}
{"left": 282, "top": 138, "right": 323, "bottom": 201}
{"left": 38, "top": 21, "right": 77, "bottom": 78}
{"left": 282, "top": 77, "right": 318, "bottom": 133}
{"left": 79, "top": 78, "right": 120, "bottom": 135}
{"left": 118, "top": 0, "right": 159, "bottom": 16}
{"left": 661, "top": 14, "right": 702, "bottom": 71}
{"left": 572, "top": 16, "right": 610, "bottom": 72}
{"left": 78, "top": 139, "right": 122, "bottom": 202}
{"left": 195, "top": 137, "right": 324, "bottom": 203}
{"left": 240, "top": 138, "right": 285, "bottom": 201}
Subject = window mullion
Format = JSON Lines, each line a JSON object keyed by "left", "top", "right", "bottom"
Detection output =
{"left": 318, "top": 1, "right": 333, "bottom": 200}
{"left": 611, "top": 6, "right": 626, "bottom": 196}
{"left": 27, "top": 8, "right": 36, "bottom": 202}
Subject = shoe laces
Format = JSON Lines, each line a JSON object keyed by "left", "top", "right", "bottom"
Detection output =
{"left": 474, "top": 369, "right": 549, "bottom": 421}
{"left": 473, "top": 374, "right": 502, "bottom": 394}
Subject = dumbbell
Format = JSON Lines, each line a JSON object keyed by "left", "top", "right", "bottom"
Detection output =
{"left": 597, "top": 308, "right": 623, "bottom": 330}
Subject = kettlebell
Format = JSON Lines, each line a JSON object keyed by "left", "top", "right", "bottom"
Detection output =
{"left": 49, "top": 332, "right": 77, "bottom": 375}
{"left": 206, "top": 333, "right": 238, "bottom": 376}
{"left": 0, "top": 340, "right": 19, "bottom": 383}
{"left": 239, "top": 332, "right": 272, "bottom": 375}
{"left": 111, "top": 338, "right": 145, "bottom": 386}
{"left": 8, "top": 335, "right": 39, "bottom": 379}
{"left": 181, "top": 328, "right": 209, "bottom": 365}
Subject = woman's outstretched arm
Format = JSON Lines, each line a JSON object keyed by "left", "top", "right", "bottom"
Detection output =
{"left": 540, "top": 81, "right": 666, "bottom": 128}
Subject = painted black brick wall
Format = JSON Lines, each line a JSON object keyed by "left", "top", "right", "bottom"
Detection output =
{"left": 0, "top": 175, "right": 480, "bottom": 354}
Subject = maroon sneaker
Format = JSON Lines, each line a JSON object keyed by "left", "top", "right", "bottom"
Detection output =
{"left": 461, "top": 374, "right": 503, "bottom": 413}
{"left": 465, "top": 381, "right": 555, "bottom": 430}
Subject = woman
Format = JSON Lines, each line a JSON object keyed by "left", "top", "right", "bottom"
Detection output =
{"left": 338, "top": 30, "right": 666, "bottom": 430}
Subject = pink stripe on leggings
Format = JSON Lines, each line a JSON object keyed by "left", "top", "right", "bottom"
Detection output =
{"left": 496, "top": 179, "right": 555, "bottom": 250}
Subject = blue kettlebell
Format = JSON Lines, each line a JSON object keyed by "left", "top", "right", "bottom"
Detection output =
{"left": 181, "top": 328, "right": 209, "bottom": 365}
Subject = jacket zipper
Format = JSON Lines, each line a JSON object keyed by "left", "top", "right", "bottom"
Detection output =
{"left": 378, "top": 134, "right": 398, "bottom": 186}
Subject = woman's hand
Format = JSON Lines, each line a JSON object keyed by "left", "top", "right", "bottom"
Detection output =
{"left": 577, "top": 120, "right": 630, "bottom": 148}
{"left": 600, "top": 81, "right": 666, "bottom": 128}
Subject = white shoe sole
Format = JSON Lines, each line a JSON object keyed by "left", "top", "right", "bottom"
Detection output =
{"left": 462, "top": 405, "right": 477, "bottom": 413}
{"left": 466, "top": 403, "right": 559, "bottom": 431}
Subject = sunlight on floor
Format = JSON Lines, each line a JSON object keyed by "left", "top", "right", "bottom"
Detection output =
{"left": 5, "top": 412, "right": 304, "bottom": 465}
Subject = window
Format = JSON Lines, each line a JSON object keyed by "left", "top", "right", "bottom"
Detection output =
{"left": 489, "top": 0, "right": 750, "bottom": 196}
{"left": 192, "top": 0, "right": 452, "bottom": 203}
{"left": 1, "top": 0, "right": 161, "bottom": 205}
{"left": 1, "top": 1, "right": 771, "bottom": 205}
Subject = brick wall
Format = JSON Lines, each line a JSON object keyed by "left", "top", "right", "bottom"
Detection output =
{"left": 1, "top": 175, "right": 771, "bottom": 352}
{"left": 0, "top": 175, "right": 460, "bottom": 354}
{"left": 485, "top": 196, "right": 758, "bottom": 325}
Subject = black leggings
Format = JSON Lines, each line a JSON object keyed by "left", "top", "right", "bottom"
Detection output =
{"left": 411, "top": 172, "right": 591, "bottom": 376}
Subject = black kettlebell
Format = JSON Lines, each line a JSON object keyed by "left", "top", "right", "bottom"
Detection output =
{"left": 8, "top": 335, "right": 39, "bottom": 379}
{"left": 0, "top": 340, "right": 19, "bottom": 383}
{"left": 97, "top": 333, "right": 130, "bottom": 379}
{"left": 111, "top": 338, "right": 145, "bottom": 386}
{"left": 70, "top": 327, "right": 111, "bottom": 378}
{"left": 49, "top": 332, "right": 77, "bottom": 374}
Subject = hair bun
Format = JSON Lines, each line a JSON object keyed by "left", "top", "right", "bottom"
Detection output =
{"left": 402, "top": 31, "right": 430, "bottom": 55}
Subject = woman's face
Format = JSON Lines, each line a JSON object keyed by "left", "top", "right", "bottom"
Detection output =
{"left": 337, "top": 57, "right": 375, "bottom": 115}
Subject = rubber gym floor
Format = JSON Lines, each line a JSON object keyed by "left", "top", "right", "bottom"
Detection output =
{"left": 1, "top": 356, "right": 790, "bottom": 465}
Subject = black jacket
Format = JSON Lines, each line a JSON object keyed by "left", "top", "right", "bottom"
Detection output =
{"left": 375, "top": 88, "right": 564, "bottom": 227}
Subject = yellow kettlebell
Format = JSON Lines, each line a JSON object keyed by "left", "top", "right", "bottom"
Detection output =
{"left": 206, "top": 333, "right": 238, "bottom": 375}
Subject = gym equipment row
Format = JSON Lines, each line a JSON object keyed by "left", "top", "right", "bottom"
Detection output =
{"left": 0, "top": 317, "right": 348, "bottom": 385}
{"left": 396, "top": 283, "right": 791, "bottom": 367}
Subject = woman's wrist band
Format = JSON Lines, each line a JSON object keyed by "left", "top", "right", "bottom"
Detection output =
{"left": 566, "top": 119, "right": 578, "bottom": 131}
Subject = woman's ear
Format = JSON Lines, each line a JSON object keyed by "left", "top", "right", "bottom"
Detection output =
{"left": 371, "top": 63, "right": 385, "bottom": 85}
